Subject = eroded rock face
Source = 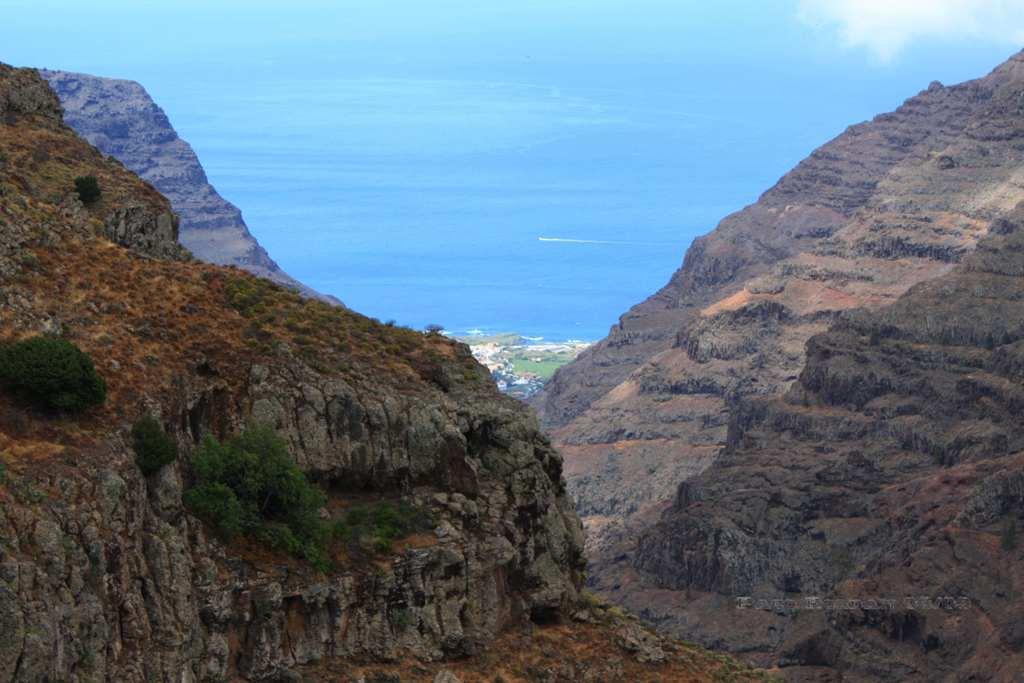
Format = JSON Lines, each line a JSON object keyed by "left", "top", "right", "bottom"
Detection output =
{"left": 40, "top": 69, "right": 336, "bottom": 303}
{"left": 0, "top": 66, "right": 62, "bottom": 126}
{"left": 532, "top": 49, "right": 1024, "bottom": 622}
{"left": 0, "top": 354, "right": 584, "bottom": 682}
{"left": 103, "top": 202, "right": 187, "bottom": 260}
{"left": 634, "top": 206, "right": 1024, "bottom": 680}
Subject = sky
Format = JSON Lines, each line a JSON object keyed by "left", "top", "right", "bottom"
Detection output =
{"left": 2, "top": 1, "right": 1024, "bottom": 338}
{"left": 799, "top": 0, "right": 1024, "bottom": 61}
{"left": 3, "top": 0, "right": 1022, "bottom": 71}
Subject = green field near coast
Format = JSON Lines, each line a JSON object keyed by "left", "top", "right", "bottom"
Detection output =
{"left": 456, "top": 333, "right": 591, "bottom": 396}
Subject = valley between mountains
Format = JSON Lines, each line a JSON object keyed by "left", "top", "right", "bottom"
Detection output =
{"left": 0, "top": 63, "right": 771, "bottom": 682}
{"left": 3, "top": 46, "right": 1024, "bottom": 683}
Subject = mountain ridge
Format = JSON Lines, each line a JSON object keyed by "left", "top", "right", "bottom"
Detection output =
{"left": 39, "top": 68, "right": 338, "bottom": 304}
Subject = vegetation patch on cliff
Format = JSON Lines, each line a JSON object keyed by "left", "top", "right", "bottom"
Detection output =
{"left": 334, "top": 500, "right": 434, "bottom": 555}
{"left": 184, "top": 424, "right": 334, "bottom": 569}
{"left": 131, "top": 414, "right": 177, "bottom": 475}
{"left": 183, "top": 425, "right": 437, "bottom": 570}
{"left": 0, "top": 335, "right": 107, "bottom": 413}
{"left": 73, "top": 174, "right": 101, "bottom": 204}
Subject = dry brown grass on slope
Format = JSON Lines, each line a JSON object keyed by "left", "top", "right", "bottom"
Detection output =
{"left": 0, "top": 117, "right": 483, "bottom": 469}
{"left": 0, "top": 112, "right": 169, "bottom": 226}
{"left": 2, "top": 234, "right": 484, "bottom": 441}
{"left": 298, "top": 618, "right": 781, "bottom": 683}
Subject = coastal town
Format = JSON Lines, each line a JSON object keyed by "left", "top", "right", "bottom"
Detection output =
{"left": 457, "top": 333, "right": 591, "bottom": 398}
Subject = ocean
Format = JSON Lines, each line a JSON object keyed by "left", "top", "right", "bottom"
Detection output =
{"left": 154, "top": 74, "right": 828, "bottom": 341}
{"left": 149, "top": 52, "right": 1016, "bottom": 341}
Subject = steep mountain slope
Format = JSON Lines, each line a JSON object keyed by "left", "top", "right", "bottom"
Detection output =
{"left": 0, "top": 64, "right": 768, "bottom": 682}
{"left": 39, "top": 69, "right": 336, "bottom": 303}
{"left": 635, "top": 203, "right": 1024, "bottom": 680}
{"left": 534, "top": 50, "right": 1024, "bottom": 601}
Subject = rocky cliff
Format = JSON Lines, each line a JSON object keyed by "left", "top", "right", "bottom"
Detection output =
{"left": 533, "top": 50, "right": 1024, "bottom": 625}
{"left": 0, "top": 64, "right": 767, "bottom": 682}
{"left": 38, "top": 69, "right": 336, "bottom": 303}
{"left": 634, "top": 203, "right": 1024, "bottom": 680}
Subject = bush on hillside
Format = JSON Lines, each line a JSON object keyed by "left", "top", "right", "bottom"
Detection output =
{"left": 0, "top": 336, "right": 106, "bottom": 413}
{"left": 74, "top": 175, "right": 101, "bottom": 204}
{"left": 132, "top": 415, "right": 178, "bottom": 475}
{"left": 184, "top": 481, "right": 244, "bottom": 537}
{"left": 334, "top": 501, "right": 433, "bottom": 554}
{"left": 183, "top": 425, "right": 331, "bottom": 569}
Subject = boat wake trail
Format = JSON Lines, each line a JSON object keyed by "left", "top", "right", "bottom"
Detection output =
{"left": 537, "top": 236, "right": 668, "bottom": 246}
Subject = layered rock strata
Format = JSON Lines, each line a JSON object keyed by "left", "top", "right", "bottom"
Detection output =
{"left": 635, "top": 204, "right": 1024, "bottom": 680}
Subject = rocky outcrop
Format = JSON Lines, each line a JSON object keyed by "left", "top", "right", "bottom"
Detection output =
{"left": 102, "top": 203, "right": 187, "bottom": 260}
{"left": 0, "top": 66, "right": 62, "bottom": 125}
{"left": 533, "top": 50, "right": 1024, "bottom": 624}
{"left": 39, "top": 69, "right": 336, "bottom": 303}
{"left": 0, "top": 359, "right": 585, "bottom": 681}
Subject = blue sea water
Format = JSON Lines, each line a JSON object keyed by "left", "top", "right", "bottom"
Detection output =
{"left": 4, "top": 2, "right": 1016, "bottom": 341}
{"left": 151, "top": 73, "right": 847, "bottom": 341}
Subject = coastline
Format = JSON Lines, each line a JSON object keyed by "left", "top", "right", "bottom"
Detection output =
{"left": 454, "top": 331, "right": 592, "bottom": 398}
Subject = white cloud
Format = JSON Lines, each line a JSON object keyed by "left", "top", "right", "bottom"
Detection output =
{"left": 798, "top": 0, "right": 1024, "bottom": 61}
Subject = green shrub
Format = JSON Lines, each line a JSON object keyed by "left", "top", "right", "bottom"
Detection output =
{"left": 392, "top": 608, "right": 413, "bottom": 629}
{"left": 74, "top": 175, "right": 101, "bottom": 204}
{"left": 183, "top": 425, "right": 330, "bottom": 569}
{"left": 0, "top": 336, "right": 106, "bottom": 413}
{"left": 184, "top": 482, "right": 244, "bottom": 538}
{"left": 19, "top": 252, "right": 40, "bottom": 271}
{"left": 132, "top": 415, "right": 178, "bottom": 475}
{"left": 334, "top": 501, "right": 432, "bottom": 554}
